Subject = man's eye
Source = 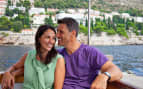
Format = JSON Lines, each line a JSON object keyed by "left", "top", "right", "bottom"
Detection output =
{"left": 46, "top": 36, "right": 50, "bottom": 38}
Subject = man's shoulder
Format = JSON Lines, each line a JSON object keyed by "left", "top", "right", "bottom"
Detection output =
{"left": 81, "top": 44, "right": 98, "bottom": 52}
{"left": 57, "top": 47, "right": 66, "bottom": 55}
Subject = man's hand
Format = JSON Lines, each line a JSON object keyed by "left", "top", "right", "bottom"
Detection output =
{"left": 90, "top": 74, "right": 108, "bottom": 89}
{"left": 1, "top": 72, "right": 15, "bottom": 89}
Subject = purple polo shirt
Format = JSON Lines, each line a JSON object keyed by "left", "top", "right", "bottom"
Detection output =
{"left": 58, "top": 44, "right": 108, "bottom": 89}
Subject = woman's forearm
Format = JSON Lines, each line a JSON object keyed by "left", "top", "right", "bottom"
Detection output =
{"left": 5, "top": 53, "right": 27, "bottom": 76}
{"left": 5, "top": 64, "right": 17, "bottom": 73}
{"left": 11, "top": 67, "right": 24, "bottom": 77}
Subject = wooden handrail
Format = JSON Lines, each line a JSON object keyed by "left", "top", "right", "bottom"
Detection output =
{"left": 0, "top": 73, "right": 139, "bottom": 89}
{"left": 0, "top": 73, "right": 24, "bottom": 83}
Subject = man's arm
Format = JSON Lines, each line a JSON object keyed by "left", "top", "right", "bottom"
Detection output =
{"left": 90, "top": 60, "right": 122, "bottom": 89}
{"left": 100, "top": 60, "right": 122, "bottom": 81}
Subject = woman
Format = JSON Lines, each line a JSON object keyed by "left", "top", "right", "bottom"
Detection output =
{"left": 1, "top": 25, "right": 65, "bottom": 89}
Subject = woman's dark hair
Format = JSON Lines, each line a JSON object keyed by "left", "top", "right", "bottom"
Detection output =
{"left": 35, "top": 24, "right": 57, "bottom": 64}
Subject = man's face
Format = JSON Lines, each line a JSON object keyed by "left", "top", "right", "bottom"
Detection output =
{"left": 56, "top": 24, "right": 72, "bottom": 47}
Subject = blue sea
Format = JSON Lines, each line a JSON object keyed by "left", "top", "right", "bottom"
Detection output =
{"left": 0, "top": 45, "right": 143, "bottom": 76}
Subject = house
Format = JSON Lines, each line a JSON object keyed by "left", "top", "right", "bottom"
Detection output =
{"left": 32, "top": 14, "right": 49, "bottom": 28}
{"left": 21, "top": 29, "right": 34, "bottom": 35}
{"left": 9, "top": 6, "right": 26, "bottom": 12}
{"left": 0, "top": 0, "right": 7, "bottom": 16}
{"left": 111, "top": 12, "right": 120, "bottom": 16}
{"left": 29, "top": 8, "right": 45, "bottom": 16}
{"left": 56, "top": 12, "right": 84, "bottom": 24}
{"left": 47, "top": 8, "right": 58, "bottom": 12}
{"left": 104, "top": 13, "right": 113, "bottom": 20}
{"left": 121, "top": 13, "right": 130, "bottom": 18}
{"left": 134, "top": 17, "right": 143, "bottom": 23}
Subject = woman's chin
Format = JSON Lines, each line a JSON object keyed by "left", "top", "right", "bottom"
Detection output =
{"left": 46, "top": 47, "right": 52, "bottom": 51}
{"left": 41, "top": 47, "right": 52, "bottom": 52}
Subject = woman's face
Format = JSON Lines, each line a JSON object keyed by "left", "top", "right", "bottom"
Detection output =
{"left": 39, "top": 29, "right": 56, "bottom": 52}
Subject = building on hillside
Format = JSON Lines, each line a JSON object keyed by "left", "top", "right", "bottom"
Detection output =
{"left": 121, "top": 13, "right": 130, "bottom": 19}
{"left": 56, "top": 12, "right": 85, "bottom": 25}
{"left": 9, "top": 6, "right": 25, "bottom": 12}
{"left": 47, "top": 8, "right": 58, "bottom": 13}
{"left": 134, "top": 17, "right": 143, "bottom": 23}
{"left": 111, "top": 12, "right": 120, "bottom": 16}
{"left": 67, "top": 8, "right": 87, "bottom": 14}
{"left": 32, "top": 14, "right": 49, "bottom": 28}
{"left": 0, "top": 0, "right": 7, "bottom": 16}
{"left": 21, "top": 29, "right": 35, "bottom": 35}
{"left": 11, "top": 0, "right": 34, "bottom": 7}
{"left": 29, "top": 8, "right": 45, "bottom": 16}
{"left": 104, "top": 13, "right": 113, "bottom": 20}
{"left": 67, "top": 9, "right": 76, "bottom": 14}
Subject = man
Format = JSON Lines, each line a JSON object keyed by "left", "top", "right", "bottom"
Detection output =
{"left": 56, "top": 17, "right": 122, "bottom": 89}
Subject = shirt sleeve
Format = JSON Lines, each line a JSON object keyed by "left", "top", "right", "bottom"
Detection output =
{"left": 56, "top": 53, "right": 65, "bottom": 64}
{"left": 89, "top": 47, "right": 109, "bottom": 70}
{"left": 56, "top": 48, "right": 65, "bottom": 56}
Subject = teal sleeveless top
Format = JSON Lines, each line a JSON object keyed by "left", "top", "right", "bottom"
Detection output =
{"left": 23, "top": 49, "right": 63, "bottom": 89}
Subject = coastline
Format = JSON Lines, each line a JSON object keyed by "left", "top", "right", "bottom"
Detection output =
{"left": 0, "top": 32, "right": 143, "bottom": 46}
{"left": 78, "top": 32, "right": 143, "bottom": 46}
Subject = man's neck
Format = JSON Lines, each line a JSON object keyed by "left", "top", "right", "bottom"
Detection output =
{"left": 65, "top": 40, "right": 81, "bottom": 55}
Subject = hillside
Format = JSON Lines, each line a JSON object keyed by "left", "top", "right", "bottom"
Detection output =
{"left": 93, "top": 0, "right": 143, "bottom": 11}
{"left": 32, "top": 0, "right": 143, "bottom": 16}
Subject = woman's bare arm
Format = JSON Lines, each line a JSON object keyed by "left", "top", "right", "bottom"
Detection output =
{"left": 6, "top": 53, "right": 27, "bottom": 75}
{"left": 1, "top": 53, "right": 27, "bottom": 89}
{"left": 54, "top": 57, "right": 65, "bottom": 89}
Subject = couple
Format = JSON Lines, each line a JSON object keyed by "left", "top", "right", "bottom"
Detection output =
{"left": 1, "top": 17, "right": 122, "bottom": 89}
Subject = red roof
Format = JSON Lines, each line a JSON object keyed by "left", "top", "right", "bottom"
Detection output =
{"left": 22, "top": 29, "right": 33, "bottom": 31}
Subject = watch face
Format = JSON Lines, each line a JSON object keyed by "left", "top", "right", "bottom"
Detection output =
{"left": 104, "top": 72, "right": 111, "bottom": 81}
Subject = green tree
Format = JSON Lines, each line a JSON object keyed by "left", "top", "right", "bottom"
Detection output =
{"left": 91, "top": 19, "right": 94, "bottom": 31}
{"left": 105, "top": 28, "right": 116, "bottom": 35}
{"left": 44, "top": 15, "right": 54, "bottom": 26}
{"left": 85, "top": 18, "right": 88, "bottom": 27}
{"left": 34, "top": 0, "right": 88, "bottom": 9}
{"left": 7, "top": 0, "right": 12, "bottom": 6}
{"left": 0, "top": 16, "right": 11, "bottom": 30}
{"left": 79, "top": 25, "right": 88, "bottom": 35}
{"left": 107, "top": 18, "right": 112, "bottom": 28}
{"left": 94, "top": 22, "right": 104, "bottom": 33}
{"left": 116, "top": 24, "right": 128, "bottom": 38}
{"left": 136, "top": 23, "right": 143, "bottom": 30}
{"left": 5, "top": 7, "right": 14, "bottom": 17}
{"left": 34, "top": 0, "right": 43, "bottom": 7}
{"left": 141, "top": 29, "right": 143, "bottom": 35}
{"left": 23, "top": 0, "right": 31, "bottom": 12}
{"left": 1, "top": 32, "right": 9, "bottom": 37}
{"left": 13, "top": 8, "right": 20, "bottom": 14}
{"left": 11, "top": 21, "right": 23, "bottom": 32}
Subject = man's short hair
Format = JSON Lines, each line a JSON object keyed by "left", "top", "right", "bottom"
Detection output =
{"left": 58, "top": 17, "right": 79, "bottom": 37}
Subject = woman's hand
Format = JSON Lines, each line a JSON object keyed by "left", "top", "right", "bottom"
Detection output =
{"left": 1, "top": 72, "right": 15, "bottom": 89}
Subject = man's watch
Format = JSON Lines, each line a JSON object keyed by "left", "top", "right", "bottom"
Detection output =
{"left": 103, "top": 72, "right": 111, "bottom": 82}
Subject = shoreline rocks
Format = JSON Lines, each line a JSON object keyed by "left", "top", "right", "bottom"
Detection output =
{"left": 78, "top": 32, "right": 143, "bottom": 45}
{"left": 0, "top": 32, "right": 143, "bottom": 46}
